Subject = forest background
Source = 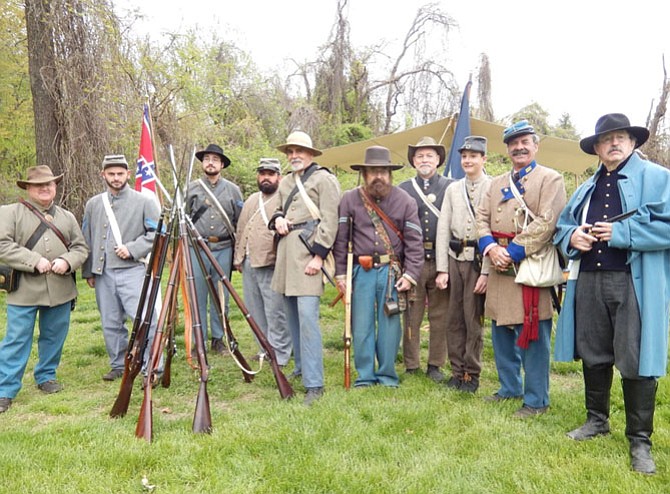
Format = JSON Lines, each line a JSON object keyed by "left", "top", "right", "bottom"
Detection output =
{"left": 1, "top": 0, "right": 669, "bottom": 220}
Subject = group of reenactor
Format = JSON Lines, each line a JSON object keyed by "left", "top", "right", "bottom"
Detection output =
{"left": 1, "top": 113, "right": 669, "bottom": 475}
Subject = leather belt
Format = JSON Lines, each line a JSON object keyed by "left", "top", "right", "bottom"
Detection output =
{"left": 357, "top": 254, "right": 397, "bottom": 271}
{"left": 207, "top": 235, "right": 229, "bottom": 243}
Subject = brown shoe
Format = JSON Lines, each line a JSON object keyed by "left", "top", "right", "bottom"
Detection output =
{"left": 513, "top": 405, "right": 549, "bottom": 419}
{"left": 102, "top": 369, "right": 124, "bottom": 381}
{"left": 37, "top": 380, "right": 63, "bottom": 394}
{"left": 0, "top": 397, "right": 12, "bottom": 413}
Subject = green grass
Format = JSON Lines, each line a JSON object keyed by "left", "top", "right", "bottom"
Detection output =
{"left": 0, "top": 279, "right": 668, "bottom": 493}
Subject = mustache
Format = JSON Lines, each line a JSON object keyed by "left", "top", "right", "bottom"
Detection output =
{"left": 607, "top": 147, "right": 623, "bottom": 154}
{"left": 510, "top": 149, "right": 530, "bottom": 157}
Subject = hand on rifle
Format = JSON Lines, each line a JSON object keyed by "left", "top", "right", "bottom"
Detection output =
{"left": 274, "top": 217, "right": 292, "bottom": 236}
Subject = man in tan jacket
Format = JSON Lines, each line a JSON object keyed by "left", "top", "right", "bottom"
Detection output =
{"left": 234, "top": 158, "right": 291, "bottom": 366}
{"left": 0, "top": 166, "right": 88, "bottom": 413}
{"left": 477, "top": 121, "right": 566, "bottom": 418}
{"left": 270, "top": 130, "right": 340, "bottom": 405}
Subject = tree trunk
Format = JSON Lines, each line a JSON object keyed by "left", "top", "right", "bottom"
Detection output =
{"left": 24, "top": 0, "right": 61, "bottom": 174}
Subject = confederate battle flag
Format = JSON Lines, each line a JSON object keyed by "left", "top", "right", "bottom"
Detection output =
{"left": 135, "top": 103, "right": 160, "bottom": 206}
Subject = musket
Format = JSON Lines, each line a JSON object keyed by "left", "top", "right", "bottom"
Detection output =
{"left": 136, "top": 234, "right": 182, "bottom": 441}
{"left": 187, "top": 223, "right": 254, "bottom": 383}
{"left": 185, "top": 215, "right": 294, "bottom": 400}
{"left": 343, "top": 216, "right": 353, "bottom": 390}
{"left": 110, "top": 207, "right": 171, "bottom": 418}
{"left": 168, "top": 146, "right": 212, "bottom": 434}
{"left": 160, "top": 250, "right": 181, "bottom": 388}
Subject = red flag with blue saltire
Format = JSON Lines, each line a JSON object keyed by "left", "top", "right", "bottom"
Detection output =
{"left": 444, "top": 80, "right": 472, "bottom": 179}
{"left": 135, "top": 103, "right": 160, "bottom": 205}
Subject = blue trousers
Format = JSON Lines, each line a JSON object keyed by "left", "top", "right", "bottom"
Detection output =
{"left": 351, "top": 265, "right": 402, "bottom": 387}
{"left": 191, "top": 246, "right": 232, "bottom": 341}
{"left": 491, "top": 318, "right": 552, "bottom": 408}
{"left": 0, "top": 302, "right": 71, "bottom": 399}
{"left": 284, "top": 295, "right": 323, "bottom": 389}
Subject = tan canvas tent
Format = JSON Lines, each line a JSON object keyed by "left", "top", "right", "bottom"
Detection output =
{"left": 318, "top": 116, "right": 598, "bottom": 175}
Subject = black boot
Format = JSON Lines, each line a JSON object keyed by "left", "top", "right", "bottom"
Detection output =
{"left": 622, "top": 378, "right": 657, "bottom": 475}
{"left": 567, "top": 365, "right": 612, "bottom": 440}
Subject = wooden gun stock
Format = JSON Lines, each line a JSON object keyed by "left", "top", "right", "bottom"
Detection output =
{"left": 136, "top": 241, "right": 182, "bottom": 441}
{"left": 187, "top": 233, "right": 254, "bottom": 383}
{"left": 186, "top": 221, "right": 294, "bottom": 400}
{"left": 180, "top": 222, "right": 213, "bottom": 434}
{"left": 344, "top": 216, "right": 353, "bottom": 390}
{"left": 110, "top": 213, "right": 169, "bottom": 419}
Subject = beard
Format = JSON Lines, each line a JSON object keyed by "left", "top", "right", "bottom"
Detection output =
{"left": 365, "top": 179, "right": 392, "bottom": 199}
{"left": 258, "top": 180, "right": 279, "bottom": 194}
{"left": 104, "top": 177, "right": 127, "bottom": 193}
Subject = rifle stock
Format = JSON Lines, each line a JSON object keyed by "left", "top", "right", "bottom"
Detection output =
{"left": 186, "top": 219, "right": 294, "bottom": 400}
{"left": 344, "top": 216, "right": 353, "bottom": 389}
{"left": 110, "top": 211, "right": 169, "bottom": 418}
{"left": 187, "top": 229, "right": 254, "bottom": 383}
{"left": 180, "top": 219, "right": 212, "bottom": 434}
{"left": 136, "top": 239, "right": 181, "bottom": 441}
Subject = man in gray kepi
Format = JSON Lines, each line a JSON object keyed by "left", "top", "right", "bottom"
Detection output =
{"left": 234, "top": 158, "right": 291, "bottom": 366}
{"left": 82, "top": 154, "right": 161, "bottom": 381}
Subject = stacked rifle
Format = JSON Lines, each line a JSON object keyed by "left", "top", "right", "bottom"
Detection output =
{"left": 109, "top": 146, "right": 293, "bottom": 442}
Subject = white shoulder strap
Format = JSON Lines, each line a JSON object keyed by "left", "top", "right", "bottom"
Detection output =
{"left": 101, "top": 193, "right": 123, "bottom": 246}
{"left": 295, "top": 172, "right": 321, "bottom": 221}
{"left": 411, "top": 178, "right": 441, "bottom": 218}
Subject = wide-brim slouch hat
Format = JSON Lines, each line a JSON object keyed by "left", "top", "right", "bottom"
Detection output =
{"left": 17, "top": 165, "right": 63, "bottom": 189}
{"left": 276, "top": 130, "right": 322, "bottom": 157}
{"left": 351, "top": 146, "right": 404, "bottom": 171}
{"left": 579, "top": 113, "right": 649, "bottom": 155}
{"left": 407, "top": 136, "right": 446, "bottom": 167}
{"left": 195, "top": 144, "right": 232, "bottom": 168}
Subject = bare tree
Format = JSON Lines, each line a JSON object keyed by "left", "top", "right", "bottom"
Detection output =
{"left": 476, "top": 53, "right": 494, "bottom": 122}
{"left": 643, "top": 56, "right": 669, "bottom": 167}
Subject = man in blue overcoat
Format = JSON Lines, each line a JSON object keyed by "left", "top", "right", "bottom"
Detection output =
{"left": 554, "top": 113, "right": 670, "bottom": 475}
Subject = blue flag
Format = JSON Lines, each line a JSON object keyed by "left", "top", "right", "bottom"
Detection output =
{"left": 444, "top": 80, "right": 472, "bottom": 179}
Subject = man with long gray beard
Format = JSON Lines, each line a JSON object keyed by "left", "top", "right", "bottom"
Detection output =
{"left": 234, "top": 158, "right": 291, "bottom": 367}
{"left": 333, "top": 146, "right": 423, "bottom": 388}
{"left": 270, "top": 130, "right": 340, "bottom": 405}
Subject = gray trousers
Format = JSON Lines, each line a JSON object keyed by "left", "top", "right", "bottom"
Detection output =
{"left": 242, "top": 258, "right": 291, "bottom": 365}
{"left": 575, "top": 271, "right": 641, "bottom": 379}
{"left": 95, "top": 265, "right": 159, "bottom": 371}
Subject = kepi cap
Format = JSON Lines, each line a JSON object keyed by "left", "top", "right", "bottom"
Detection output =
{"left": 503, "top": 120, "right": 535, "bottom": 144}
{"left": 257, "top": 158, "right": 281, "bottom": 174}
{"left": 102, "top": 154, "right": 129, "bottom": 170}
{"left": 458, "top": 135, "right": 487, "bottom": 154}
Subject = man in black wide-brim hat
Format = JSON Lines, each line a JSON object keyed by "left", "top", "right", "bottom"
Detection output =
{"left": 555, "top": 113, "right": 670, "bottom": 475}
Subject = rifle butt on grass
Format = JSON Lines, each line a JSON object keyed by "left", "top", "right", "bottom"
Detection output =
{"left": 110, "top": 210, "right": 169, "bottom": 419}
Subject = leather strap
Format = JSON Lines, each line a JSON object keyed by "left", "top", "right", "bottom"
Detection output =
{"left": 19, "top": 199, "right": 71, "bottom": 249}
{"left": 358, "top": 187, "right": 404, "bottom": 241}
